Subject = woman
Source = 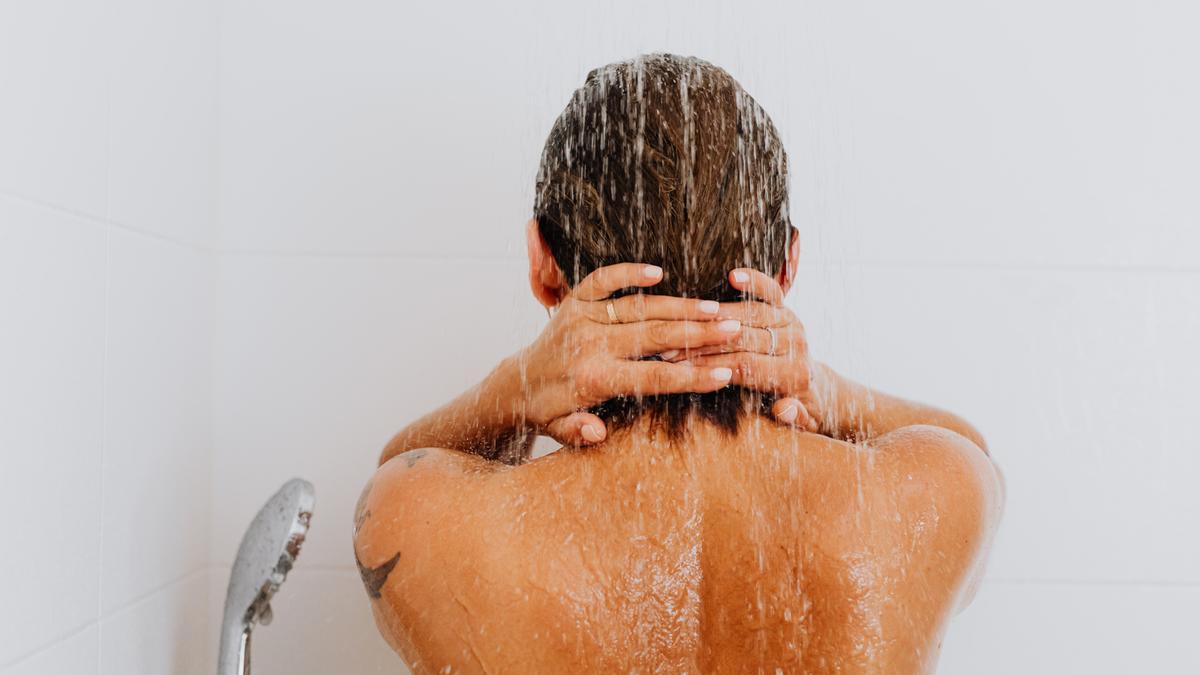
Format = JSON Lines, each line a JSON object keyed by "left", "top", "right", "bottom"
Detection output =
{"left": 354, "top": 54, "right": 1002, "bottom": 673}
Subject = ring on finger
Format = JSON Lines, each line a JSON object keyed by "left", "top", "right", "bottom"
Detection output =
{"left": 766, "top": 326, "right": 778, "bottom": 355}
{"left": 606, "top": 301, "right": 619, "bottom": 323}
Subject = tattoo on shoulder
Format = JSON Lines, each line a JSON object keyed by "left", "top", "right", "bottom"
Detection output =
{"left": 356, "top": 551, "right": 402, "bottom": 599}
{"left": 403, "top": 448, "right": 429, "bottom": 468}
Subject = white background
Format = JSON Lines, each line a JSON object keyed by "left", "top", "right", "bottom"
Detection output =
{"left": 2, "top": 0, "right": 1198, "bottom": 673}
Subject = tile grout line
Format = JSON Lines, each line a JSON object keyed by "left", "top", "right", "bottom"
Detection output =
{"left": 207, "top": 0, "right": 225, "bottom": 641}
{"left": 0, "top": 566, "right": 216, "bottom": 671}
{"left": 4, "top": 185, "right": 1197, "bottom": 278}
{"left": 96, "top": 21, "right": 115, "bottom": 665}
{"left": 101, "top": 565, "right": 217, "bottom": 623}
{"left": 94, "top": 226, "right": 112, "bottom": 675}
{"left": 0, "top": 189, "right": 214, "bottom": 256}
{"left": 0, "top": 618, "right": 99, "bottom": 671}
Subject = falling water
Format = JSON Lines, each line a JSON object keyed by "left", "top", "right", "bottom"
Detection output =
{"left": 357, "top": 52, "right": 1002, "bottom": 675}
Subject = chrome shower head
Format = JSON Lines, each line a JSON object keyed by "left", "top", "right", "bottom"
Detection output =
{"left": 218, "top": 478, "right": 315, "bottom": 675}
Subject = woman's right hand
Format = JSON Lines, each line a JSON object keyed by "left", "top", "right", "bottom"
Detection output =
{"left": 510, "top": 263, "right": 750, "bottom": 445}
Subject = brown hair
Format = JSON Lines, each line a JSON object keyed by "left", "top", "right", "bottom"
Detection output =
{"left": 534, "top": 54, "right": 793, "bottom": 437}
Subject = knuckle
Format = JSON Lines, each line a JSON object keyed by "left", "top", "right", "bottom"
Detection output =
{"left": 647, "top": 321, "right": 674, "bottom": 347}
{"left": 573, "top": 364, "right": 602, "bottom": 399}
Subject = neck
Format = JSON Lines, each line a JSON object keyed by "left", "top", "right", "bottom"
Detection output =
{"left": 588, "top": 411, "right": 778, "bottom": 461}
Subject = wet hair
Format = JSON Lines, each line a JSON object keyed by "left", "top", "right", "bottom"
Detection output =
{"left": 534, "top": 53, "right": 793, "bottom": 438}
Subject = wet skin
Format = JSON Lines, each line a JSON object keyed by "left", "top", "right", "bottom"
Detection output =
{"left": 353, "top": 416, "right": 1001, "bottom": 674}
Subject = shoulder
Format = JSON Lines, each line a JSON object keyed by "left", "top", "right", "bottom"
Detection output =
{"left": 871, "top": 424, "right": 1002, "bottom": 515}
{"left": 869, "top": 425, "right": 1004, "bottom": 601}
{"left": 352, "top": 448, "right": 508, "bottom": 660}
{"left": 353, "top": 447, "right": 496, "bottom": 592}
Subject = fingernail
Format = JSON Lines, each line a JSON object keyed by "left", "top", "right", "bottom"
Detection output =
{"left": 582, "top": 423, "right": 604, "bottom": 442}
{"left": 659, "top": 349, "right": 680, "bottom": 360}
{"left": 732, "top": 270, "right": 750, "bottom": 283}
{"left": 643, "top": 265, "right": 663, "bottom": 279}
{"left": 711, "top": 367, "right": 733, "bottom": 381}
{"left": 779, "top": 404, "right": 799, "bottom": 424}
{"left": 698, "top": 300, "right": 719, "bottom": 314}
{"left": 718, "top": 319, "right": 741, "bottom": 333}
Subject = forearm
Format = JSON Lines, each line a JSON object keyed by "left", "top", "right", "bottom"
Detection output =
{"left": 378, "top": 356, "right": 533, "bottom": 466}
{"left": 812, "top": 362, "right": 988, "bottom": 452}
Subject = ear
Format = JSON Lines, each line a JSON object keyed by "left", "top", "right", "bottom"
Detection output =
{"left": 526, "top": 218, "right": 568, "bottom": 308}
{"left": 778, "top": 226, "right": 801, "bottom": 295}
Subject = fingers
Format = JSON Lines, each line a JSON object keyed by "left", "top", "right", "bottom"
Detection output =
{"left": 589, "top": 293, "right": 723, "bottom": 323}
{"left": 729, "top": 268, "right": 785, "bottom": 305}
{"left": 772, "top": 397, "right": 820, "bottom": 433}
{"left": 657, "top": 325, "right": 800, "bottom": 360}
{"left": 545, "top": 412, "right": 608, "bottom": 446}
{"left": 603, "top": 361, "right": 735, "bottom": 397}
{"left": 712, "top": 300, "right": 795, "bottom": 327}
{"left": 573, "top": 263, "right": 664, "bottom": 301}
{"left": 687, "top": 352, "right": 812, "bottom": 394}
{"left": 614, "top": 318, "right": 743, "bottom": 356}
{"left": 586, "top": 294, "right": 793, "bottom": 328}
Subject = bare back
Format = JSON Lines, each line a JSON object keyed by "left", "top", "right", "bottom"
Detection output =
{"left": 354, "top": 418, "right": 1000, "bottom": 674}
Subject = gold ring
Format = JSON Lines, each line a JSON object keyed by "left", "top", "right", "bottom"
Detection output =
{"left": 606, "top": 301, "right": 618, "bottom": 323}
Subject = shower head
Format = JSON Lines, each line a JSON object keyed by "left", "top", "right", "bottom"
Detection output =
{"left": 218, "top": 478, "right": 315, "bottom": 675}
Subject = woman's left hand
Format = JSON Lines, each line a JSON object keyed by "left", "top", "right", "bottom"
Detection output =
{"left": 661, "top": 268, "right": 825, "bottom": 433}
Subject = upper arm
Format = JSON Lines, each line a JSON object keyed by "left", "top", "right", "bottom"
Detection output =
{"left": 353, "top": 447, "right": 503, "bottom": 663}
{"left": 872, "top": 425, "right": 1004, "bottom": 613}
{"left": 354, "top": 447, "right": 483, "bottom": 595}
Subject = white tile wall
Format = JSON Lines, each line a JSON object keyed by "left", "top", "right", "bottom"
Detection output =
{"left": 939, "top": 581, "right": 1200, "bottom": 674}
{"left": 216, "top": 1, "right": 535, "bottom": 259}
{"left": 1, "top": 220, "right": 216, "bottom": 674}
{"left": 0, "top": 2, "right": 109, "bottom": 217}
{"left": 210, "top": 254, "right": 543, "bottom": 570}
{"left": 107, "top": 0, "right": 220, "bottom": 248}
{"left": 99, "top": 571, "right": 213, "bottom": 675}
{"left": 101, "top": 229, "right": 213, "bottom": 612}
{"left": 1, "top": 626, "right": 99, "bottom": 675}
{"left": 0, "top": 0, "right": 218, "bottom": 671}
{"left": 0, "top": 197, "right": 106, "bottom": 666}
